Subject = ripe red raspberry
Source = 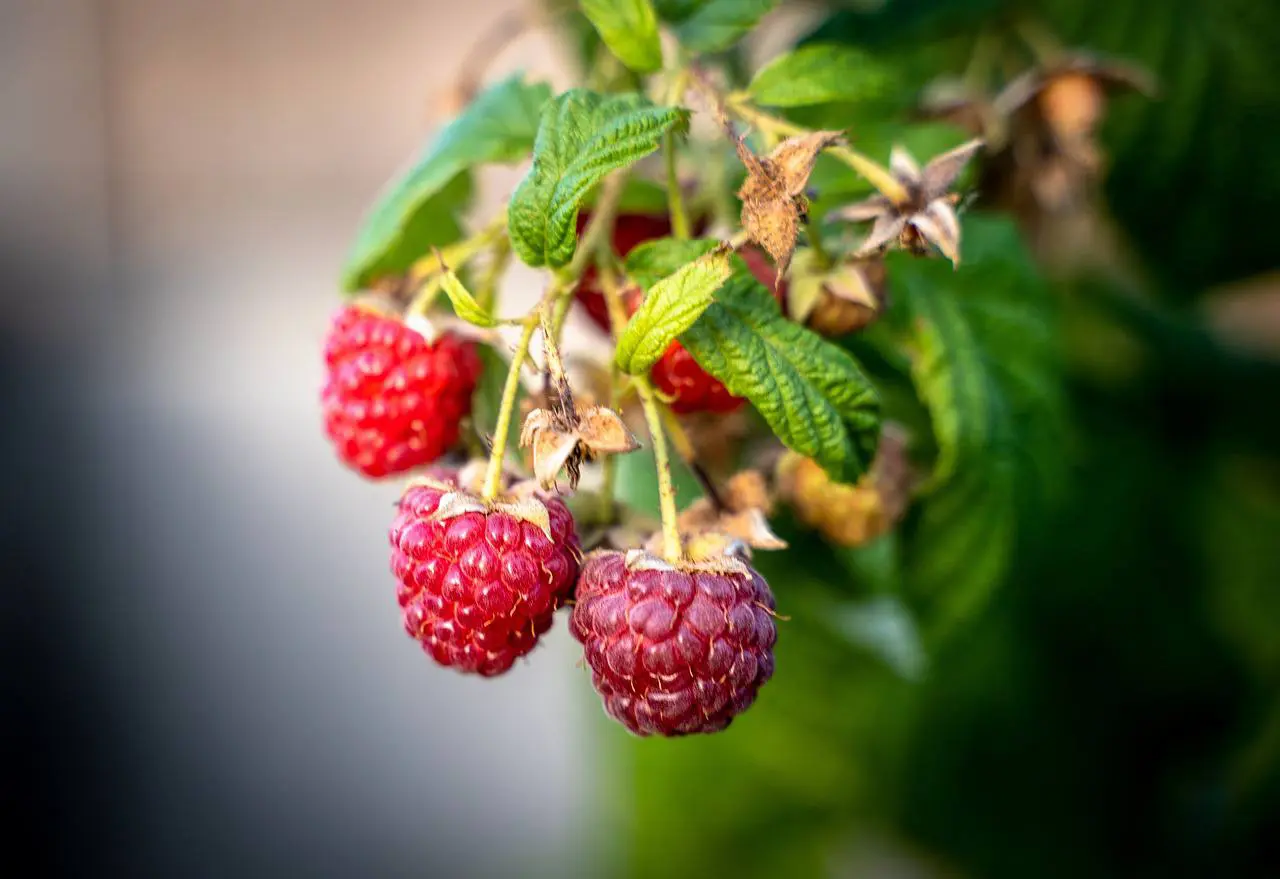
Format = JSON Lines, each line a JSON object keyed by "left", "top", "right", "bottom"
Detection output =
{"left": 322, "top": 304, "right": 482, "bottom": 478}
{"left": 647, "top": 246, "right": 787, "bottom": 414}
{"left": 570, "top": 550, "right": 778, "bottom": 736}
{"left": 390, "top": 472, "right": 581, "bottom": 676}
{"left": 650, "top": 344, "right": 746, "bottom": 414}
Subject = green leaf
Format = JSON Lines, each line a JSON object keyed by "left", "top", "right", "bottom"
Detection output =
{"left": 580, "top": 0, "right": 663, "bottom": 73}
{"left": 676, "top": 0, "right": 777, "bottom": 53}
{"left": 748, "top": 44, "right": 897, "bottom": 108}
{"left": 342, "top": 76, "right": 551, "bottom": 291}
{"left": 508, "top": 90, "right": 689, "bottom": 268}
{"left": 439, "top": 270, "right": 495, "bottom": 328}
{"left": 624, "top": 237, "right": 719, "bottom": 288}
{"left": 615, "top": 247, "right": 733, "bottom": 374}
{"left": 680, "top": 261, "right": 882, "bottom": 484}
{"left": 895, "top": 215, "right": 1066, "bottom": 632}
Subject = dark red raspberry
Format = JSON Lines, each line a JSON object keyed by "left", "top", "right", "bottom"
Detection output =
{"left": 390, "top": 473, "right": 581, "bottom": 676}
{"left": 322, "top": 304, "right": 482, "bottom": 478}
{"left": 570, "top": 550, "right": 778, "bottom": 736}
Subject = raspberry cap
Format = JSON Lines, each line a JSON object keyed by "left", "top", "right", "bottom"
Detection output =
{"left": 390, "top": 469, "right": 581, "bottom": 676}
{"left": 570, "top": 549, "right": 778, "bottom": 736}
{"left": 322, "top": 304, "right": 482, "bottom": 478}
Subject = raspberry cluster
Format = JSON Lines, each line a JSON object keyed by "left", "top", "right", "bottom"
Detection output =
{"left": 322, "top": 304, "right": 481, "bottom": 478}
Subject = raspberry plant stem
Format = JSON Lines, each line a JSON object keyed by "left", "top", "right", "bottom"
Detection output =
{"left": 665, "top": 132, "right": 691, "bottom": 240}
{"left": 408, "top": 212, "right": 507, "bottom": 285}
{"left": 482, "top": 313, "right": 539, "bottom": 500}
{"left": 663, "top": 67, "right": 693, "bottom": 240}
{"left": 635, "top": 375, "right": 683, "bottom": 562}
{"left": 596, "top": 263, "right": 631, "bottom": 523}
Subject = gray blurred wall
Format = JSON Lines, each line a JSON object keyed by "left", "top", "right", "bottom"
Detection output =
{"left": 1, "top": 2, "right": 613, "bottom": 876}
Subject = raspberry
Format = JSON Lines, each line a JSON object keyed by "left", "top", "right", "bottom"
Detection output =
{"left": 648, "top": 248, "right": 789, "bottom": 414}
{"left": 570, "top": 550, "right": 778, "bottom": 736}
{"left": 322, "top": 304, "right": 482, "bottom": 478}
{"left": 650, "top": 343, "right": 745, "bottom": 414}
{"left": 775, "top": 433, "right": 912, "bottom": 547}
{"left": 390, "top": 472, "right": 581, "bottom": 676}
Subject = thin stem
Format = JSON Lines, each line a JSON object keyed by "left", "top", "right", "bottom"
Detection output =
{"left": 548, "top": 172, "right": 630, "bottom": 341}
{"left": 662, "top": 69, "right": 692, "bottom": 240}
{"left": 475, "top": 235, "right": 510, "bottom": 313}
{"left": 408, "top": 212, "right": 507, "bottom": 284}
{"left": 596, "top": 264, "right": 631, "bottom": 523}
{"left": 482, "top": 313, "right": 539, "bottom": 501}
{"left": 665, "top": 132, "right": 691, "bottom": 240}
{"left": 635, "top": 376, "right": 683, "bottom": 562}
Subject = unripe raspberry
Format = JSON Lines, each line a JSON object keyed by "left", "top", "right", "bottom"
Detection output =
{"left": 570, "top": 549, "right": 778, "bottom": 736}
{"left": 322, "top": 304, "right": 482, "bottom": 478}
{"left": 390, "top": 471, "right": 581, "bottom": 676}
{"left": 776, "top": 431, "right": 912, "bottom": 547}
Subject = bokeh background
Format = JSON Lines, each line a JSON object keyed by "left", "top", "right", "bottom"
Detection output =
{"left": 3, "top": 1, "right": 1278, "bottom": 877}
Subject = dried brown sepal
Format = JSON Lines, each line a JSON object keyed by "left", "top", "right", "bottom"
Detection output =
{"left": 729, "top": 123, "right": 843, "bottom": 282}
{"left": 519, "top": 402, "right": 640, "bottom": 491}
{"left": 786, "top": 250, "right": 888, "bottom": 337}
{"left": 670, "top": 468, "right": 786, "bottom": 557}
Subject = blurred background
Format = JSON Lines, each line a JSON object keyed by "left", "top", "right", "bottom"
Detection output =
{"left": 3, "top": 1, "right": 1278, "bottom": 877}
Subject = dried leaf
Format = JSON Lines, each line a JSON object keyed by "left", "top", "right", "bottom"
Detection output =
{"left": 531, "top": 430, "right": 582, "bottom": 490}
{"left": 733, "top": 126, "right": 841, "bottom": 282}
{"left": 720, "top": 509, "right": 787, "bottom": 550}
{"left": 740, "top": 193, "right": 801, "bottom": 278}
{"left": 832, "top": 194, "right": 892, "bottom": 223}
{"left": 825, "top": 261, "right": 882, "bottom": 308}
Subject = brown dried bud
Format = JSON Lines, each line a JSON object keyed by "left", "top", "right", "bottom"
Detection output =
{"left": 731, "top": 125, "right": 843, "bottom": 282}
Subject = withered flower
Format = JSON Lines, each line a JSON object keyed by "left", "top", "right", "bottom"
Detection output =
{"left": 787, "top": 249, "right": 889, "bottom": 338}
{"left": 731, "top": 125, "right": 844, "bottom": 282}
{"left": 520, "top": 401, "right": 639, "bottom": 491}
{"left": 831, "top": 139, "right": 984, "bottom": 266}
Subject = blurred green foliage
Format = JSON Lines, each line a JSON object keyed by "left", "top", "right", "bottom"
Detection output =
{"left": 605, "top": 0, "right": 1280, "bottom": 875}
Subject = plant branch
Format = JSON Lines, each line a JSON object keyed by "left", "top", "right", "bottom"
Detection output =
{"left": 408, "top": 212, "right": 507, "bottom": 285}
{"left": 482, "top": 312, "right": 539, "bottom": 500}
{"left": 635, "top": 375, "right": 683, "bottom": 562}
